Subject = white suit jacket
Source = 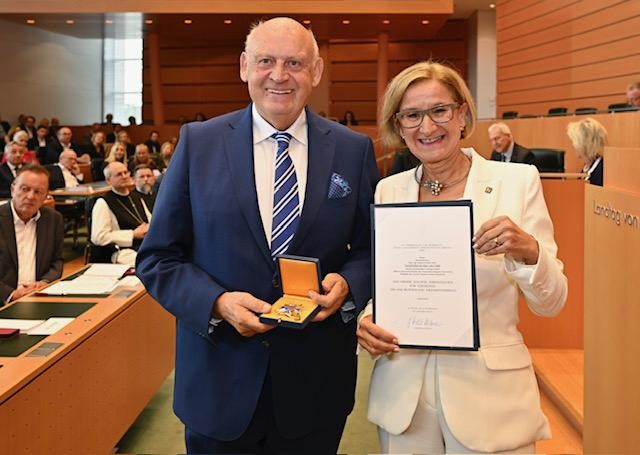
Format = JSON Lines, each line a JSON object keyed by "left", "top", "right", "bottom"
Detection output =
{"left": 366, "top": 148, "right": 568, "bottom": 452}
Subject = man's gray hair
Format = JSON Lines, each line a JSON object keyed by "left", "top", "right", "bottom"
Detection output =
{"left": 4, "top": 141, "right": 18, "bottom": 155}
{"left": 488, "top": 122, "right": 512, "bottom": 136}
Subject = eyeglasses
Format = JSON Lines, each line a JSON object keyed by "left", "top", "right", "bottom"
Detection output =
{"left": 395, "top": 103, "right": 459, "bottom": 129}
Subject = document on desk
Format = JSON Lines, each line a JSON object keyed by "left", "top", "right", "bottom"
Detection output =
{"left": 0, "top": 318, "right": 46, "bottom": 332}
{"left": 39, "top": 263, "right": 131, "bottom": 295}
{"left": 372, "top": 201, "right": 479, "bottom": 350}
{"left": 26, "top": 318, "right": 75, "bottom": 335}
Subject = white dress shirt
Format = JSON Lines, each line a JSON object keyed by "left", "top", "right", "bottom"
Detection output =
{"left": 58, "top": 163, "right": 83, "bottom": 188}
{"left": 7, "top": 162, "right": 20, "bottom": 178}
{"left": 91, "top": 191, "right": 152, "bottom": 265}
{"left": 11, "top": 201, "right": 40, "bottom": 285}
{"left": 252, "top": 104, "right": 308, "bottom": 246}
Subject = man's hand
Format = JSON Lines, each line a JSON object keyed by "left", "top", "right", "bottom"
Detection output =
{"left": 213, "top": 291, "right": 275, "bottom": 337}
{"left": 133, "top": 223, "right": 149, "bottom": 239}
{"left": 309, "top": 273, "right": 350, "bottom": 322}
{"left": 11, "top": 282, "right": 39, "bottom": 301}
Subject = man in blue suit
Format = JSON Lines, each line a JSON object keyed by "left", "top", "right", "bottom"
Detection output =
{"left": 136, "top": 17, "right": 378, "bottom": 454}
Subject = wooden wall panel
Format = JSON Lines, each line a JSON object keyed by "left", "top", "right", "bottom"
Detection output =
{"left": 328, "top": 20, "right": 467, "bottom": 124}
{"left": 496, "top": 0, "right": 640, "bottom": 117}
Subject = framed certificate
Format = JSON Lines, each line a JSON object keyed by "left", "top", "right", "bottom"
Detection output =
{"left": 372, "top": 201, "right": 479, "bottom": 350}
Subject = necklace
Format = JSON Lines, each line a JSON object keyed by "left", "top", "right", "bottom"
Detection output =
{"left": 414, "top": 154, "right": 472, "bottom": 196}
{"left": 114, "top": 195, "right": 146, "bottom": 224}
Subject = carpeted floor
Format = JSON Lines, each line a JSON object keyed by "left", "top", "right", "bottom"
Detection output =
{"left": 116, "top": 354, "right": 380, "bottom": 454}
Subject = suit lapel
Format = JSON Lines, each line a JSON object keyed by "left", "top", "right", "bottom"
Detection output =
{"left": 288, "top": 110, "right": 335, "bottom": 252}
{"left": 463, "top": 149, "right": 501, "bottom": 230}
{"left": 0, "top": 203, "right": 18, "bottom": 269}
{"left": 223, "top": 106, "right": 274, "bottom": 269}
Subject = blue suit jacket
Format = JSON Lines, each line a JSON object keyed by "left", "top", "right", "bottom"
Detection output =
{"left": 136, "top": 106, "right": 378, "bottom": 440}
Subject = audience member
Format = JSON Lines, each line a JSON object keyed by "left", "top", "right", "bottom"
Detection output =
{"left": 83, "top": 131, "right": 106, "bottom": 160}
{"left": 0, "top": 142, "right": 25, "bottom": 198}
{"left": 145, "top": 130, "right": 161, "bottom": 155}
{"left": 12, "top": 130, "right": 38, "bottom": 164}
{"left": 627, "top": 81, "right": 640, "bottom": 108}
{"left": 153, "top": 141, "right": 175, "bottom": 192}
{"left": 128, "top": 116, "right": 137, "bottom": 127}
{"left": 44, "top": 127, "right": 79, "bottom": 165}
{"left": 102, "top": 113, "right": 114, "bottom": 129}
{"left": 106, "top": 123, "right": 122, "bottom": 143}
{"left": 488, "top": 122, "right": 536, "bottom": 164}
{"left": 47, "top": 149, "right": 84, "bottom": 190}
{"left": 91, "top": 162, "right": 151, "bottom": 266}
{"left": 0, "top": 165, "right": 63, "bottom": 304}
{"left": 29, "top": 125, "right": 51, "bottom": 163}
{"left": 104, "top": 141, "right": 128, "bottom": 166}
{"left": 117, "top": 130, "right": 136, "bottom": 158}
{"left": 49, "top": 117, "right": 60, "bottom": 136}
{"left": 133, "top": 164, "right": 156, "bottom": 211}
{"left": 20, "top": 115, "right": 37, "bottom": 139}
{"left": 4, "top": 126, "right": 21, "bottom": 145}
{"left": 128, "top": 143, "right": 158, "bottom": 174}
{"left": 389, "top": 147, "right": 421, "bottom": 175}
{"left": 194, "top": 112, "right": 207, "bottom": 122}
{"left": 567, "top": 117, "right": 607, "bottom": 186}
{"left": 340, "top": 110, "right": 359, "bottom": 126}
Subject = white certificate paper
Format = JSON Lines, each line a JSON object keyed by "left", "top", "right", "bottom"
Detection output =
{"left": 372, "top": 201, "right": 479, "bottom": 350}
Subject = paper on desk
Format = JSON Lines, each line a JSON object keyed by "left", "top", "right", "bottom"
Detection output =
{"left": 117, "top": 275, "right": 141, "bottom": 287}
{"left": 26, "top": 317, "right": 75, "bottom": 335}
{"left": 0, "top": 318, "right": 45, "bottom": 332}
{"left": 42, "top": 276, "right": 118, "bottom": 295}
{"left": 83, "top": 263, "right": 130, "bottom": 278}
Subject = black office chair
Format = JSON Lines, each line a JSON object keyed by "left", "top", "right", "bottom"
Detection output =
{"left": 575, "top": 107, "right": 597, "bottom": 115}
{"left": 530, "top": 148, "right": 565, "bottom": 173}
{"left": 607, "top": 103, "right": 636, "bottom": 113}
{"left": 547, "top": 107, "right": 568, "bottom": 116}
{"left": 84, "top": 195, "right": 117, "bottom": 264}
{"left": 502, "top": 111, "right": 518, "bottom": 119}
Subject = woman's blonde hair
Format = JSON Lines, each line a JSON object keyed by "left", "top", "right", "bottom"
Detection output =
{"left": 105, "top": 140, "right": 128, "bottom": 165}
{"left": 566, "top": 117, "right": 608, "bottom": 161}
{"left": 379, "top": 61, "right": 477, "bottom": 149}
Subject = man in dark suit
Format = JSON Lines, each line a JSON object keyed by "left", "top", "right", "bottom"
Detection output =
{"left": 43, "top": 127, "right": 80, "bottom": 165}
{"left": 46, "top": 150, "right": 84, "bottom": 190}
{"left": 0, "top": 165, "right": 64, "bottom": 304}
{"left": 488, "top": 122, "right": 536, "bottom": 164}
{"left": 0, "top": 142, "right": 25, "bottom": 198}
{"left": 136, "top": 17, "right": 378, "bottom": 454}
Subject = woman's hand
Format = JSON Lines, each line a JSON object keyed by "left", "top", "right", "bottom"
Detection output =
{"left": 473, "top": 215, "right": 539, "bottom": 264}
{"left": 357, "top": 315, "right": 399, "bottom": 356}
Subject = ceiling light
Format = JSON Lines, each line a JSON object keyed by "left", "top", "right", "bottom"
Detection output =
{"left": 65, "top": 19, "right": 75, "bottom": 25}
{"left": 145, "top": 19, "right": 153, "bottom": 25}
{"left": 489, "top": 3, "right": 496, "bottom": 8}
{"left": 26, "top": 19, "right": 36, "bottom": 25}
{"left": 105, "top": 19, "right": 113, "bottom": 24}
{"left": 342, "top": 19, "right": 351, "bottom": 25}
{"left": 184, "top": 19, "right": 193, "bottom": 25}
{"left": 421, "top": 19, "right": 430, "bottom": 25}
{"left": 223, "top": 19, "right": 232, "bottom": 24}
{"left": 382, "top": 19, "right": 391, "bottom": 25}
{"left": 302, "top": 19, "right": 311, "bottom": 25}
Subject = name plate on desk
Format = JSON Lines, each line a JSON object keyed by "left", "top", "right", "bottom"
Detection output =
{"left": 372, "top": 201, "right": 479, "bottom": 350}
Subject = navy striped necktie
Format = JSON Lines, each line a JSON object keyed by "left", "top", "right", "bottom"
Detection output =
{"left": 270, "top": 132, "right": 300, "bottom": 259}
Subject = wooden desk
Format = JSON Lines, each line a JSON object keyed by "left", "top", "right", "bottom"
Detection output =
{"left": 49, "top": 181, "right": 111, "bottom": 198}
{"left": 0, "top": 277, "right": 175, "bottom": 454}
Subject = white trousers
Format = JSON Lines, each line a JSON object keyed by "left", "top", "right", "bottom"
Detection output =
{"left": 378, "top": 353, "right": 536, "bottom": 454}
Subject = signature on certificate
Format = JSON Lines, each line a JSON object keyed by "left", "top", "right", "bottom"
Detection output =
{"left": 408, "top": 316, "right": 442, "bottom": 329}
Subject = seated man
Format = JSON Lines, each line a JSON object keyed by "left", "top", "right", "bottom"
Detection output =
{"left": 44, "top": 127, "right": 80, "bottom": 165}
{"left": 132, "top": 164, "right": 156, "bottom": 211}
{"left": 0, "top": 142, "right": 25, "bottom": 198}
{"left": 91, "top": 161, "right": 151, "bottom": 266}
{"left": 627, "top": 81, "right": 640, "bottom": 108}
{"left": 48, "top": 150, "right": 85, "bottom": 190}
{"left": 488, "top": 122, "right": 536, "bottom": 164}
{"left": 0, "top": 165, "right": 64, "bottom": 304}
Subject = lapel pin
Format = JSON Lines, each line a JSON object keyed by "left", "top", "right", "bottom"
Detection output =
{"left": 485, "top": 186, "right": 493, "bottom": 194}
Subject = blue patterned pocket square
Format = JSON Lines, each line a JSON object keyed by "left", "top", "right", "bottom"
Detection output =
{"left": 328, "top": 173, "right": 352, "bottom": 199}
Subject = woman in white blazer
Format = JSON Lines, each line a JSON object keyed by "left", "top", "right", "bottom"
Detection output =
{"left": 357, "top": 61, "right": 568, "bottom": 454}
